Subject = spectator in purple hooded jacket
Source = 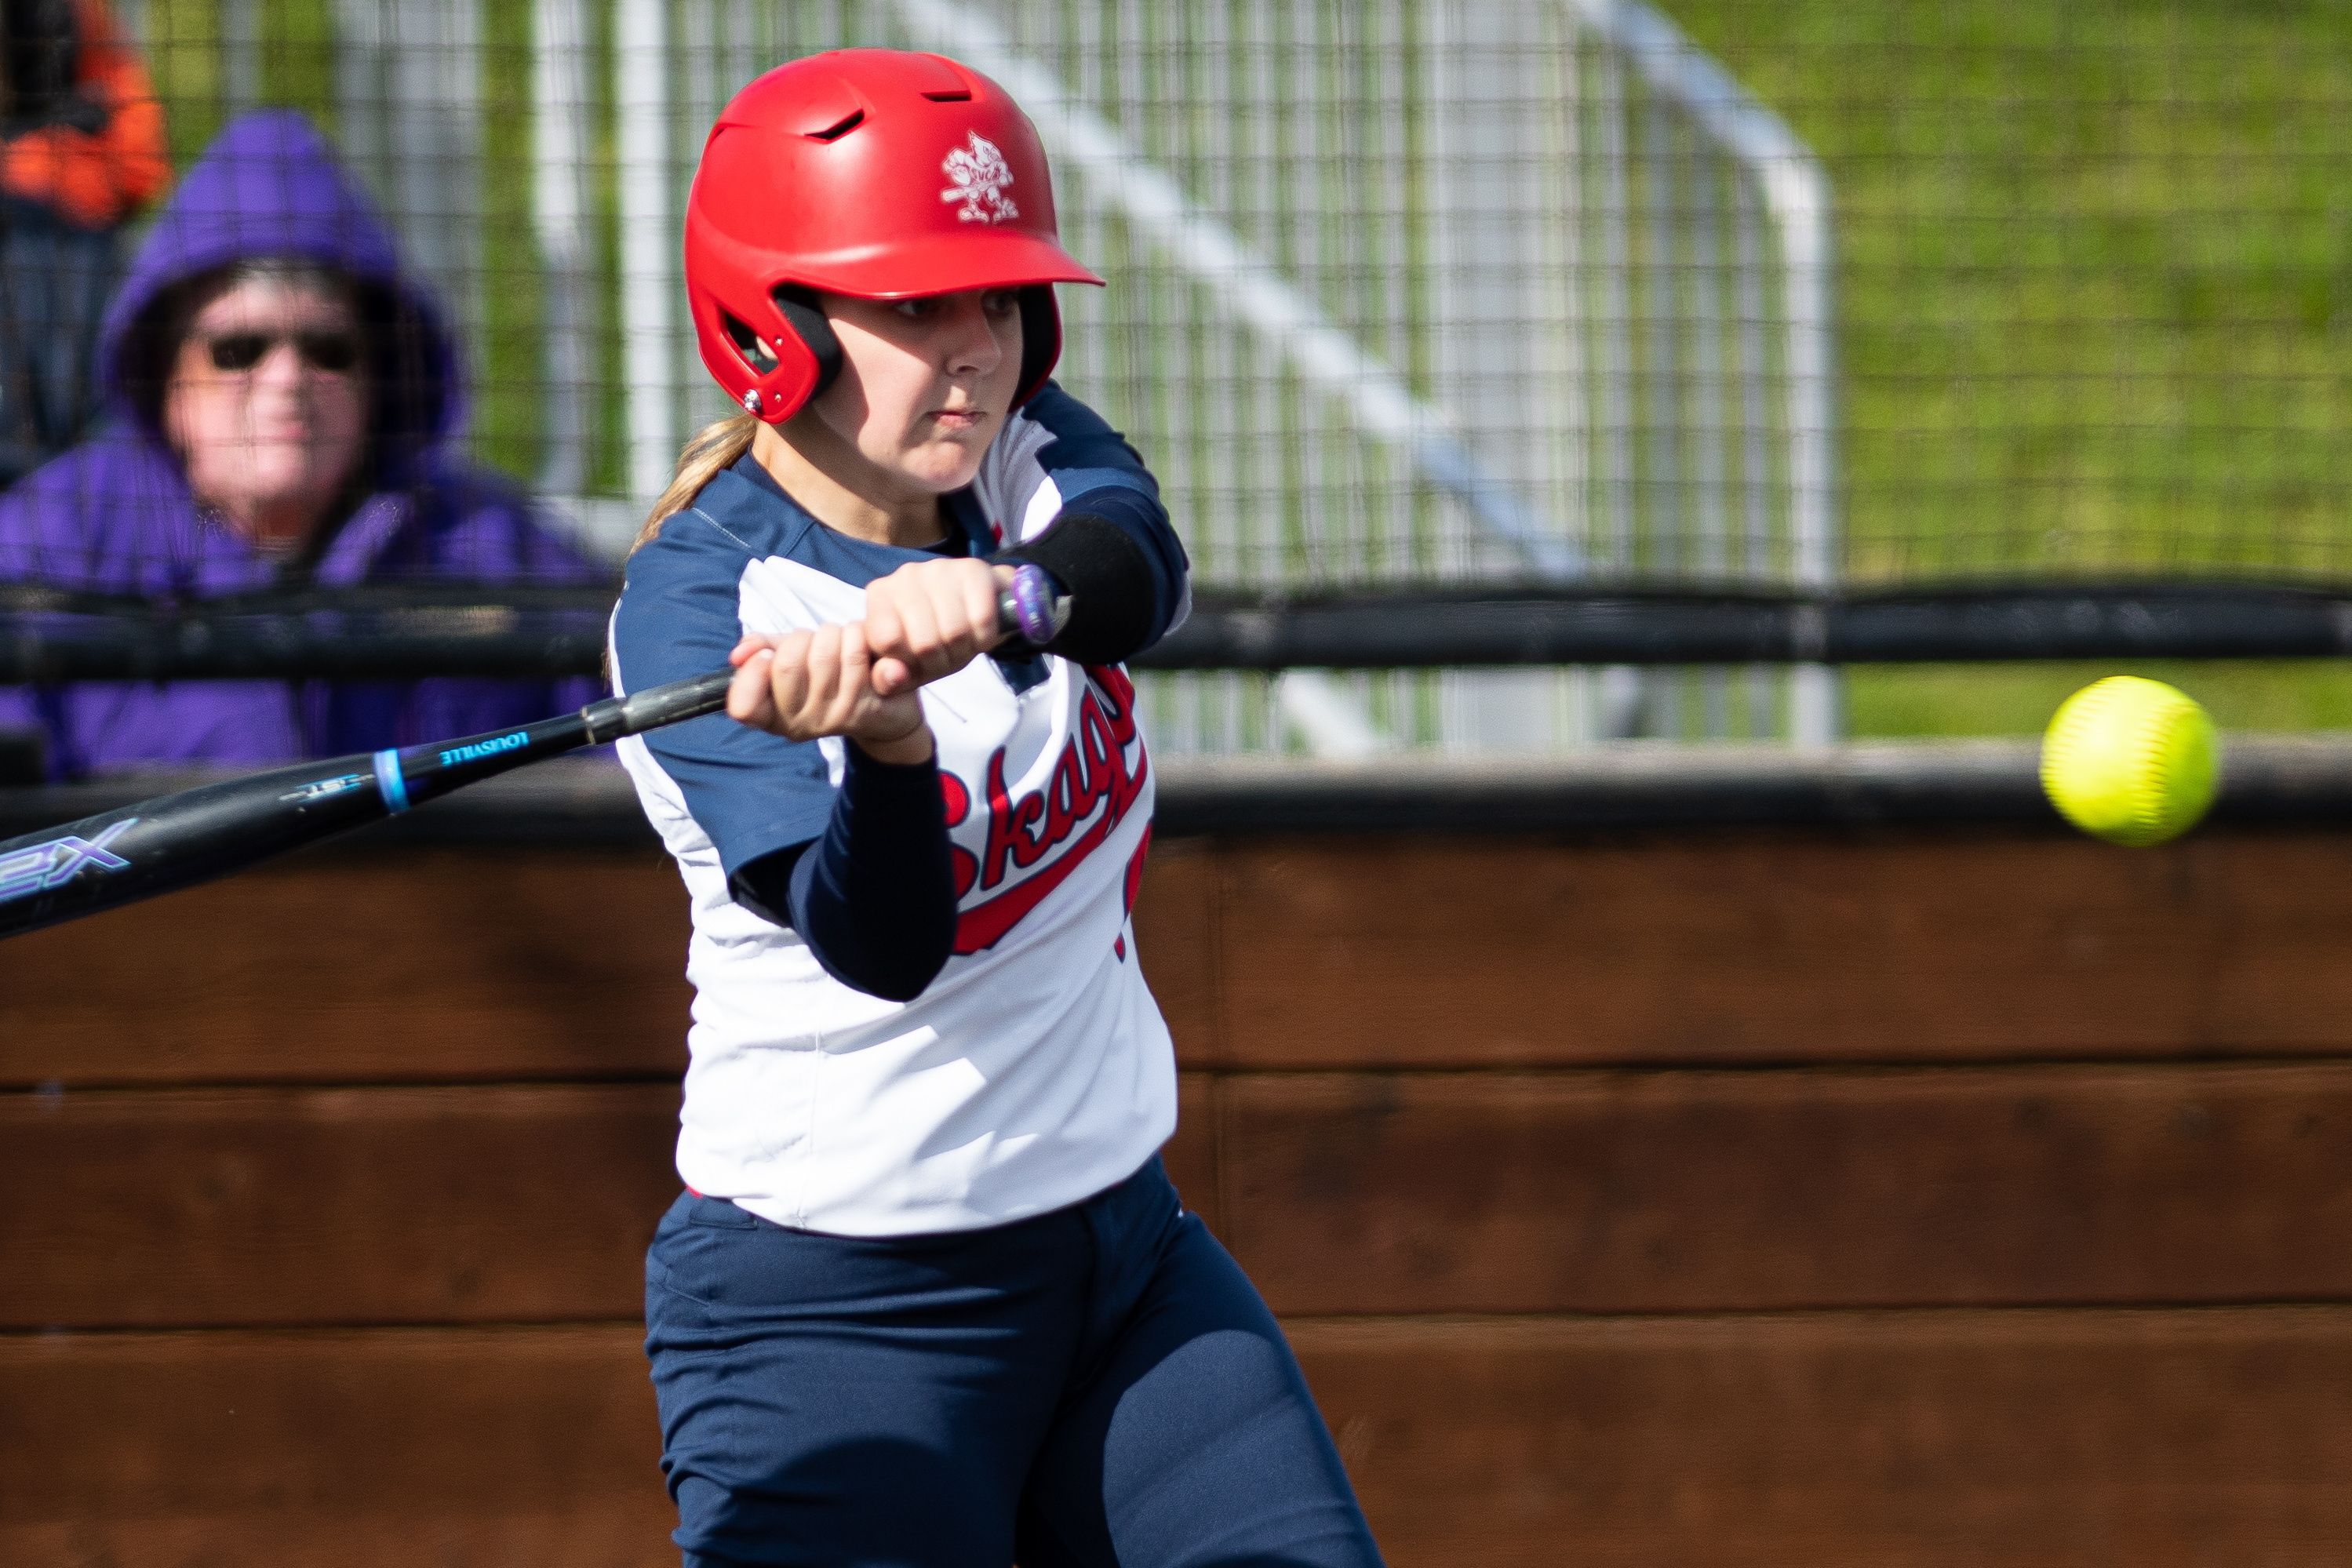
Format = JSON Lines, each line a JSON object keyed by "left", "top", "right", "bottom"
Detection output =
{"left": 0, "top": 107, "right": 606, "bottom": 780}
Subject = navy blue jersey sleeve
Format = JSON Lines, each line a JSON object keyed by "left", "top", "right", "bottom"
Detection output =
{"left": 734, "top": 747, "right": 958, "bottom": 1002}
{"left": 1017, "top": 384, "right": 1190, "bottom": 652}
{"left": 610, "top": 508, "right": 836, "bottom": 876}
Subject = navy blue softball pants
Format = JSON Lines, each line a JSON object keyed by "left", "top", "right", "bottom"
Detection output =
{"left": 643, "top": 1156, "right": 1385, "bottom": 1568}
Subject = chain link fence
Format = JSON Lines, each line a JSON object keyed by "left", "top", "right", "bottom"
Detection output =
{"left": 63, "top": 1, "right": 2352, "bottom": 747}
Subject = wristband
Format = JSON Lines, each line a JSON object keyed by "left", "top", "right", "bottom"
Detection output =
{"left": 995, "top": 562, "right": 1072, "bottom": 649}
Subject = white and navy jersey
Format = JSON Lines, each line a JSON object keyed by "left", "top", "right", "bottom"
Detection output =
{"left": 609, "top": 385, "right": 1189, "bottom": 1237}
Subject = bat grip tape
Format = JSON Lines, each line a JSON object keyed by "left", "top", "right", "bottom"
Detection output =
{"left": 371, "top": 749, "right": 411, "bottom": 814}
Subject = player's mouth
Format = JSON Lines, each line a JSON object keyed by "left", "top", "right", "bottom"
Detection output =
{"left": 928, "top": 407, "right": 991, "bottom": 433}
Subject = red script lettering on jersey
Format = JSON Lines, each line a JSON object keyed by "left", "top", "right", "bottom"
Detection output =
{"left": 948, "top": 665, "right": 1147, "bottom": 955}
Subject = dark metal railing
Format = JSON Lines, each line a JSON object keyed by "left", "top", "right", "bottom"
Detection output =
{"left": 6, "top": 580, "right": 2352, "bottom": 683}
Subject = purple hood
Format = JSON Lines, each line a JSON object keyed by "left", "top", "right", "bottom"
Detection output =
{"left": 100, "top": 107, "right": 463, "bottom": 475}
{"left": 0, "top": 111, "right": 606, "bottom": 778}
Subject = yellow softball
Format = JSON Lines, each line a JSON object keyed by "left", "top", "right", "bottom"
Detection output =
{"left": 2039, "top": 676, "right": 2219, "bottom": 846}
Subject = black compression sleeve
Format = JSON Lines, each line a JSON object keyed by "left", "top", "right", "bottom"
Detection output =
{"left": 992, "top": 510, "right": 1160, "bottom": 665}
{"left": 726, "top": 745, "right": 957, "bottom": 1002}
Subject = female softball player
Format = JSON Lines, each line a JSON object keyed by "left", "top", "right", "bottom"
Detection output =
{"left": 608, "top": 49, "right": 1385, "bottom": 1568}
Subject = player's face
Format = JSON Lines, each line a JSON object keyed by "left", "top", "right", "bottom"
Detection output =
{"left": 166, "top": 277, "right": 370, "bottom": 555}
{"left": 808, "top": 287, "right": 1025, "bottom": 496}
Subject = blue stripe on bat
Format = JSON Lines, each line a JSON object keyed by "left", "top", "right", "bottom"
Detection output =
{"left": 372, "top": 750, "right": 410, "bottom": 814}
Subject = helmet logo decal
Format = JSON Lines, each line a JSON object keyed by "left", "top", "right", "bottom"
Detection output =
{"left": 940, "top": 132, "right": 1020, "bottom": 224}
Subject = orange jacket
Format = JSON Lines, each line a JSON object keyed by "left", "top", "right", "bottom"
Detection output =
{"left": 2, "top": 0, "right": 169, "bottom": 229}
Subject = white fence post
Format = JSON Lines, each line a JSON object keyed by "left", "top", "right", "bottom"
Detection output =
{"left": 533, "top": 0, "right": 592, "bottom": 499}
{"left": 617, "top": 0, "right": 679, "bottom": 508}
{"left": 1571, "top": 0, "right": 1840, "bottom": 741}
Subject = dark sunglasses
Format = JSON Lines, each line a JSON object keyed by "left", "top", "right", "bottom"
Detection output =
{"left": 202, "top": 330, "right": 362, "bottom": 375}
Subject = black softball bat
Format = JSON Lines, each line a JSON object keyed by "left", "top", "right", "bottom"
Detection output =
{"left": 0, "top": 668, "right": 736, "bottom": 940}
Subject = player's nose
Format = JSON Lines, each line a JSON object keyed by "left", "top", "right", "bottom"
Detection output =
{"left": 941, "top": 293, "right": 1003, "bottom": 378}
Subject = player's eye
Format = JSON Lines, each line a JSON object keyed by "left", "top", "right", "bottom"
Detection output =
{"left": 981, "top": 289, "right": 1020, "bottom": 317}
{"left": 893, "top": 297, "right": 942, "bottom": 321}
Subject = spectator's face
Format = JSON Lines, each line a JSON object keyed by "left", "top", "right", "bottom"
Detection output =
{"left": 166, "top": 277, "right": 370, "bottom": 555}
{"left": 805, "top": 287, "right": 1025, "bottom": 497}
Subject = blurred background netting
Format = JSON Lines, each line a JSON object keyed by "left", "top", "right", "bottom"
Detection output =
{"left": 1691, "top": 2, "right": 2352, "bottom": 588}
{"left": 39, "top": 1, "right": 2352, "bottom": 744}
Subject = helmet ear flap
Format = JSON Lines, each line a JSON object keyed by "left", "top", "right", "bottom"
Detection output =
{"left": 774, "top": 285, "right": 843, "bottom": 407}
{"left": 1014, "top": 285, "right": 1060, "bottom": 406}
{"left": 729, "top": 286, "right": 1055, "bottom": 418}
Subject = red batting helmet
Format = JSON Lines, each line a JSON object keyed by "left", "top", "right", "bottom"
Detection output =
{"left": 684, "top": 49, "right": 1103, "bottom": 424}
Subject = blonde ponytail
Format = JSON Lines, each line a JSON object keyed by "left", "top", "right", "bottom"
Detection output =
{"left": 628, "top": 411, "right": 761, "bottom": 555}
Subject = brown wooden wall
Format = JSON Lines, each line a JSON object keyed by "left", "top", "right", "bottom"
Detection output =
{"left": 13, "top": 827, "right": 2352, "bottom": 1565}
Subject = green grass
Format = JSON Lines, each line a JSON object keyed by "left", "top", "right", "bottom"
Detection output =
{"left": 1658, "top": 0, "right": 2352, "bottom": 734}
{"left": 1848, "top": 660, "right": 2352, "bottom": 737}
{"left": 474, "top": 0, "right": 552, "bottom": 486}
{"left": 141, "top": 0, "right": 225, "bottom": 163}
{"left": 1671, "top": 0, "right": 2352, "bottom": 590}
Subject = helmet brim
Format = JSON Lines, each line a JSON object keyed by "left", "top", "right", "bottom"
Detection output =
{"left": 785, "top": 230, "right": 1105, "bottom": 299}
